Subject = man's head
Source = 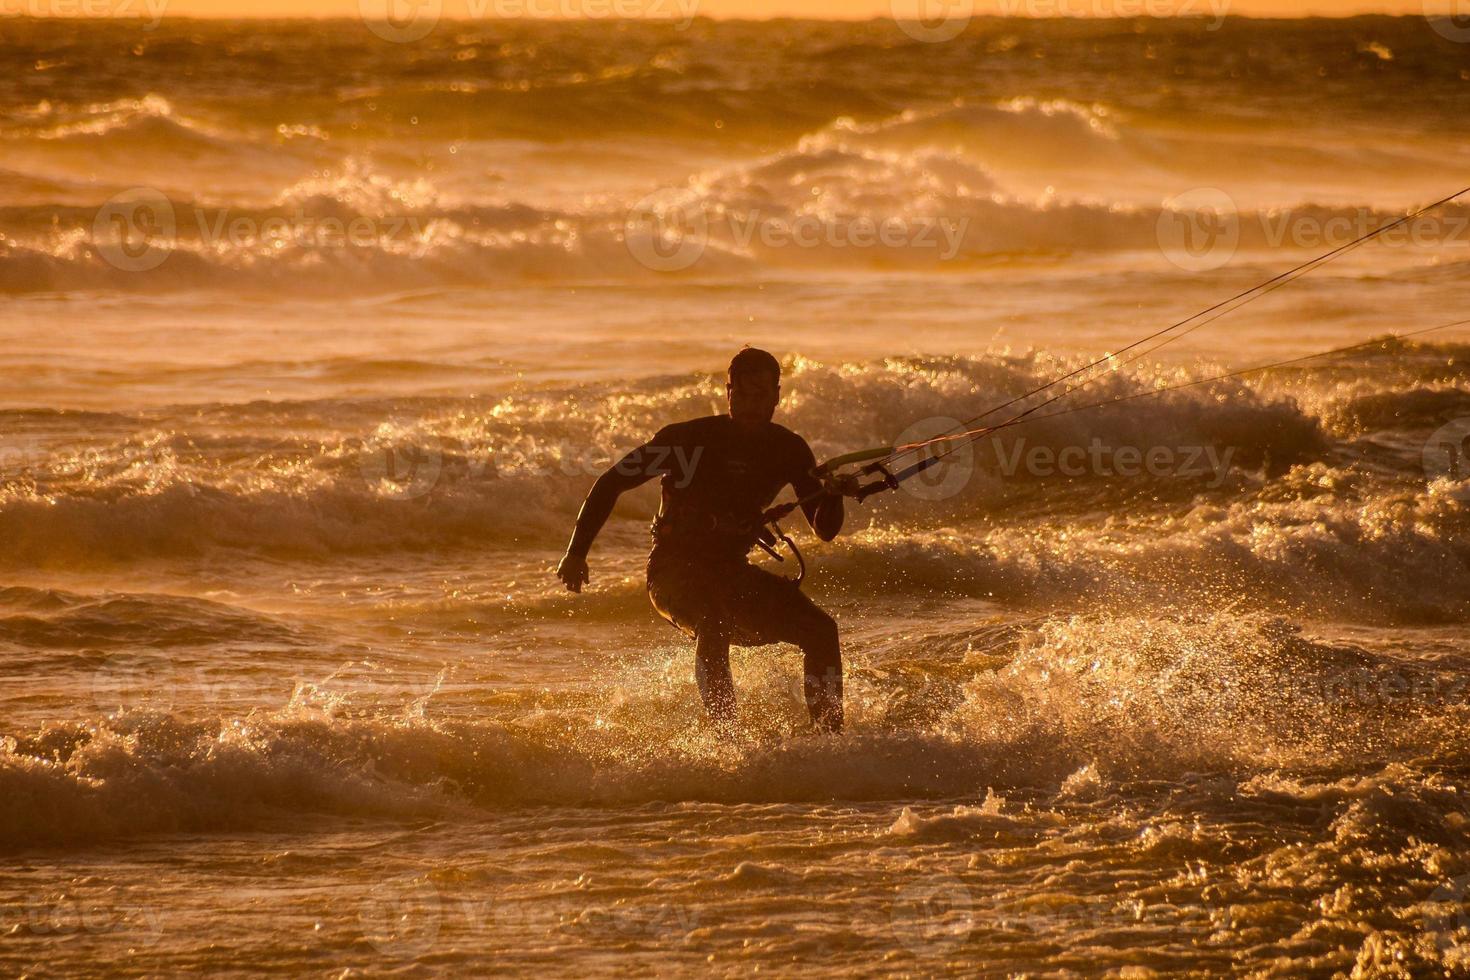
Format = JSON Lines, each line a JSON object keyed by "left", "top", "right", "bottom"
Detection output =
{"left": 726, "top": 347, "right": 781, "bottom": 425}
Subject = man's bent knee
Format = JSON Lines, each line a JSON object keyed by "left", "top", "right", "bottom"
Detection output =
{"left": 797, "top": 610, "right": 840, "bottom": 655}
{"left": 799, "top": 612, "right": 842, "bottom": 686}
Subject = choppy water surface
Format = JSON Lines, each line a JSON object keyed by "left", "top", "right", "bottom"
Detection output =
{"left": 3, "top": 14, "right": 1470, "bottom": 977}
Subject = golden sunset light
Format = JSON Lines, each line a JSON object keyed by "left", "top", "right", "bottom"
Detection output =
{"left": 4, "top": 0, "right": 1470, "bottom": 976}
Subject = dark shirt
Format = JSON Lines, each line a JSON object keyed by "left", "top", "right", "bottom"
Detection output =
{"left": 645, "top": 415, "right": 822, "bottom": 559}
{"left": 567, "top": 414, "right": 827, "bottom": 564}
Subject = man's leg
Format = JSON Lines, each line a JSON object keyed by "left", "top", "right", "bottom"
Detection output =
{"left": 648, "top": 561, "right": 739, "bottom": 729}
{"left": 694, "top": 626, "right": 736, "bottom": 728}
{"left": 723, "top": 564, "right": 845, "bottom": 733}
{"left": 664, "top": 560, "right": 845, "bottom": 733}
{"left": 793, "top": 609, "right": 843, "bottom": 733}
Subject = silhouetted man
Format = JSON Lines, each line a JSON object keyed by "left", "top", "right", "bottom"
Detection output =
{"left": 556, "top": 348, "right": 852, "bottom": 732}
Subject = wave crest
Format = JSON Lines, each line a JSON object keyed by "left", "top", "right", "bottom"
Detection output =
{"left": 4, "top": 611, "right": 1463, "bottom": 849}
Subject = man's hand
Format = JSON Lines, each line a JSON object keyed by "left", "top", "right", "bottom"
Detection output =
{"left": 556, "top": 552, "right": 590, "bottom": 593}
{"left": 823, "top": 472, "right": 864, "bottom": 499}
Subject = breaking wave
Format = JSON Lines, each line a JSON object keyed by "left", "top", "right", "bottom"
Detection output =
{"left": 5, "top": 174, "right": 1466, "bottom": 294}
{"left": 4, "top": 610, "right": 1466, "bottom": 849}
{"left": 2, "top": 348, "right": 1466, "bottom": 621}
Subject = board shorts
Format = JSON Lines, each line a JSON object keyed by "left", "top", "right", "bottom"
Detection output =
{"left": 647, "top": 551, "right": 822, "bottom": 647}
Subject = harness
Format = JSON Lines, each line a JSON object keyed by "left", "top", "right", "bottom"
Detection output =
{"left": 653, "top": 501, "right": 811, "bottom": 585}
{"left": 657, "top": 446, "right": 938, "bottom": 588}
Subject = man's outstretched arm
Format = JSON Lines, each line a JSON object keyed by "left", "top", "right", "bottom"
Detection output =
{"left": 556, "top": 439, "right": 667, "bottom": 592}
{"left": 791, "top": 441, "right": 848, "bottom": 542}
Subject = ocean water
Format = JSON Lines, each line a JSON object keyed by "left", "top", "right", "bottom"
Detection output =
{"left": 3, "top": 14, "right": 1470, "bottom": 977}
